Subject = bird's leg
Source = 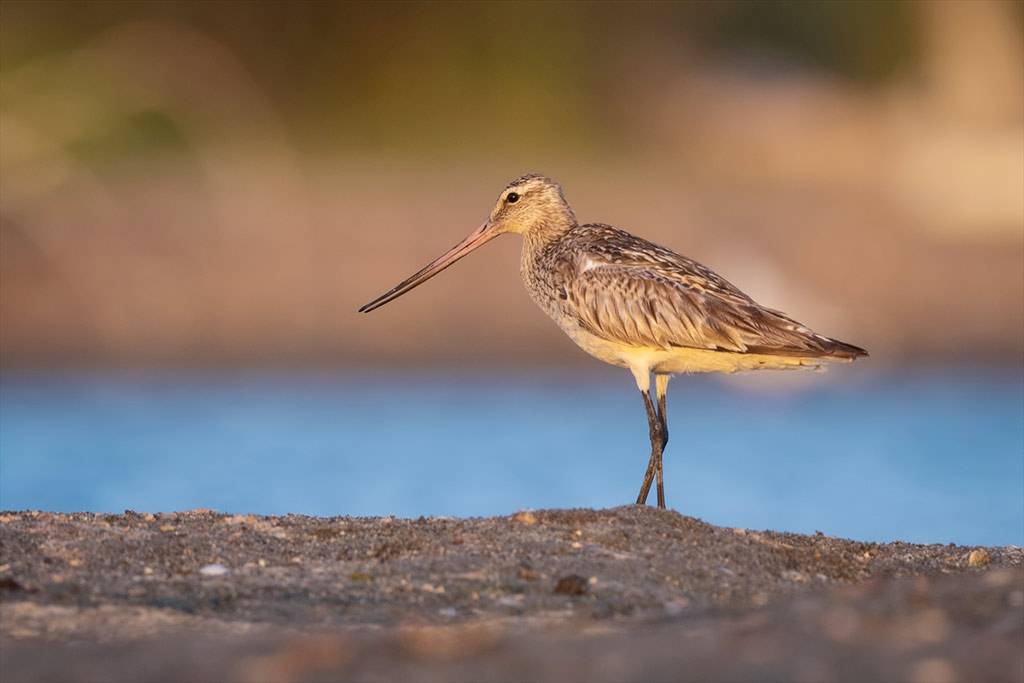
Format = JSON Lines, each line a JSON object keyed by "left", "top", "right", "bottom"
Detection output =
{"left": 635, "top": 388, "right": 663, "bottom": 506}
{"left": 654, "top": 374, "right": 670, "bottom": 509}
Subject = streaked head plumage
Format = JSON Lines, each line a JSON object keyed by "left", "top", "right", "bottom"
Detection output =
{"left": 488, "top": 173, "right": 576, "bottom": 235}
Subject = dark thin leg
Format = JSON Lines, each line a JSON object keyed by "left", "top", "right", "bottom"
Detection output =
{"left": 635, "top": 389, "right": 663, "bottom": 506}
{"left": 654, "top": 374, "right": 670, "bottom": 509}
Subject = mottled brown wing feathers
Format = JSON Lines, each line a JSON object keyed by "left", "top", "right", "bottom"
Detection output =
{"left": 570, "top": 266, "right": 743, "bottom": 351}
{"left": 562, "top": 228, "right": 865, "bottom": 359}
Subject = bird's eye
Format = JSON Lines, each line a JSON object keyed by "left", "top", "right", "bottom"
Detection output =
{"left": 506, "top": 192, "right": 520, "bottom": 204}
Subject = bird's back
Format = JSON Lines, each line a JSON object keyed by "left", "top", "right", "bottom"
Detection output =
{"left": 523, "top": 223, "right": 866, "bottom": 364}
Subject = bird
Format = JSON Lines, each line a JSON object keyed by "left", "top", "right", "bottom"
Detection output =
{"left": 359, "top": 174, "right": 867, "bottom": 509}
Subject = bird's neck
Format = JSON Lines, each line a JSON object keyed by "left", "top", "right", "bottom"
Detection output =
{"left": 519, "top": 213, "right": 575, "bottom": 286}
{"left": 521, "top": 210, "right": 576, "bottom": 251}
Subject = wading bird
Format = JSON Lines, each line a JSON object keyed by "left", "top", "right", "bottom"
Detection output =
{"left": 359, "top": 175, "right": 866, "bottom": 509}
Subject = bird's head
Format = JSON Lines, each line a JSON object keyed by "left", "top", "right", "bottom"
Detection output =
{"left": 484, "top": 174, "right": 576, "bottom": 236}
{"left": 358, "top": 173, "right": 575, "bottom": 313}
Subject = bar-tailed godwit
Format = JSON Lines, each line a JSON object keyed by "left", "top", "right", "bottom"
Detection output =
{"left": 360, "top": 174, "right": 867, "bottom": 509}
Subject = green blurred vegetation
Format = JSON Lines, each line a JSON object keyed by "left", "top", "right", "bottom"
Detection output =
{"left": 698, "top": 0, "right": 919, "bottom": 81}
{"left": 66, "top": 110, "right": 191, "bottom": 167}
{"left": 2, "top": 0, "right": 930, "bottom": 164}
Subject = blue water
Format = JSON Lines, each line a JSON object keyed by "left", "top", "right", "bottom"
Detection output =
{"left": 0, "top": 370, "right": 1021, "bottom": 546}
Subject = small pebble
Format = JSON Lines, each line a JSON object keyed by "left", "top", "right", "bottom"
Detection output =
{"left": 782, "top": 570, "right": 807, "bottom": 583}
{"left": 517, "top": 566, "right": 538, "bottom": 581}
{"left": 199, "top": 563, "right": 229, "bottom": 577}
{"left": 967, "top": 548, "right": 991, "bottom": 567}
{"left": 224, "top": 514, "right": 255, "bottom": 526}
{"left": 513, "top": 510, "right": 537, "bottom": 526}
{"left": 554, "top": 574, "right": 588, "bottom": 596}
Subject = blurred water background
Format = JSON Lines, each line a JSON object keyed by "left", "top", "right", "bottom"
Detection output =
{"left": 2, "top": 2, "right": 1022, "bottom": 545}
{"left": 2, "top": 370, "right": 1022, "bottom": 546}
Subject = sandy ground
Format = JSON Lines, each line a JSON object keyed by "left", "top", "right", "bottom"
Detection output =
{"left": 1, "top": 506, "right": 1021, "bottom": 682}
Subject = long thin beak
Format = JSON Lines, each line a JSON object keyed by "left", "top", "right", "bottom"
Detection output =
{"left": 358, "top": 222, "right": 499, "bottom": 313}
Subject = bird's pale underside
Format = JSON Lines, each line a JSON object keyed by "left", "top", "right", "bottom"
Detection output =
{"left": 360, "top": 174, "right": 867, "bottom": 509}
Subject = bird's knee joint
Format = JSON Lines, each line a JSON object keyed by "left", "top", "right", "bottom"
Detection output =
{"left": 652, "top": 421, "right": 666, "bottom": 445}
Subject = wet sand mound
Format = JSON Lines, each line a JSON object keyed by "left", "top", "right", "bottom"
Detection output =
{"left": 1, "top": 507, "right": 1021, "bottom": 682}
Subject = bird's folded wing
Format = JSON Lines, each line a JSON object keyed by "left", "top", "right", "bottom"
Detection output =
{"left": 567, "top": 263, "right": 831, "bottom": 355}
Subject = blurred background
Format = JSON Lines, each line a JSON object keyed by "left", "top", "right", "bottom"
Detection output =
{"left": 1, "top": 1, "right": 1021, "bottom": 544}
